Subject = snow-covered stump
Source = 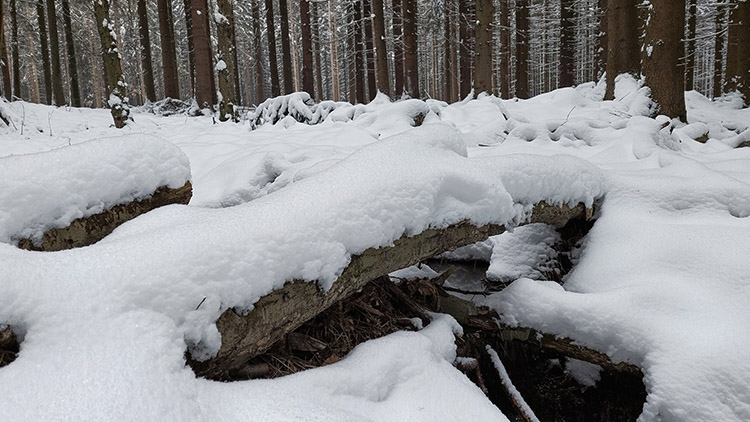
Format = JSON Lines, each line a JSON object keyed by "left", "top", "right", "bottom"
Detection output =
{"left": 191, "top": 202, "right": 590, "bottom": 379}
{"left": 0, "top": 135, "right": 191, "bottom": 250}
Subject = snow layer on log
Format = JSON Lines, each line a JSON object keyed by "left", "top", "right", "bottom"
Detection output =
{"left": 0, "top": 135, "right": 191, "bottom": 245}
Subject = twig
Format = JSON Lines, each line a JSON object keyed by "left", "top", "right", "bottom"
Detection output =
{"left": 195, "top": 297, "right": 207, "bottom": 310}
{"left": 486, "top": 345, "right": 540, "bottom": 422}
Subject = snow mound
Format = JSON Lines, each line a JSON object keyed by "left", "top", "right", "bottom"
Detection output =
{"left": 0, "top": 135, "right": 191, "bottom": 245}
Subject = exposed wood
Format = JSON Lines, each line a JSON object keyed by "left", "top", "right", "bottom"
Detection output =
{"left": 192, "top": 201, "right": 589, "bottom": 378}
{"left": 17, "top": 182, "right": 192, "bottom": 252}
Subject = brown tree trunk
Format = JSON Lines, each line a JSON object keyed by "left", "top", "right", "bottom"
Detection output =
{"left": 137, "top": 0, "right": 156, "bottom": 102}
{"left": 279, "top": 0, "right": 294, "bottom": 94}
{"left": 363, "top": 0, "right": 377, "bottom": 100}
{"left": 473, "top": 0, "right": 494, "bottom": 95}
{"left": 596, "top": 0, "right": 607, "bottom": 81}
{"left": 353, "top": 0, "right": 366, "bottom": 103}
{"left": 191, "top": 0, "right": 214, "bottom": 108}
{"left": 61, "top": 0, "right": 80, "bottom": 106}
{"left": 515, "top": 0, "right": 529, "bottom": 99}
{"left": 559, "top": 0, "right": 576, "bottom": 88}
{"left": 725, "top": 0, "right": 750, "bottom": 105}
{"left": 183, "top": 0, "right": 196, "bottom": 96}
{"left": 216, "top": 0, "right": 238, "bottom": 121}
{"left": 93, "top": 0, "right": 130, "bottom": 128}
{"left": 10, "top": 0, "right": 20, "bottom": 99}
{"left": 37, "top": 0, "right": 52, "bottom": 104}
{"left": 47, "top": 0, "right": 65, "bottom": 105}
{"left": 605, "top": 0, "right": 640, "bottom": 100}
{"left": 444, "top": 0, "right": 456, "bottom": 102}
{"left": 0, "top": 0, "right": 11, "bottom": 99}
{"left": 327, "top": 0, "right": 340, "bottom": 100}
{"left": 684, "top": 0, "right": 697, "bottom": 91}
{"left": 158, "top": 0, "right": 181, "bottom": 99}
{"left": 300, "top": 0, "right": 315, "bottom": 96}
{"left": 402, "top": 0, "right": 419, "bottom": 98}
{"left": 265, "top": 0, "right": 280, "bottom": 97}
{"left": 372, "top": 0, "right": 390, "bottom": 97}
{"left": 393, "top": 0, "right": 404, "bottom": 97}
{"left": 499, "top": 0, "right": 511, "bottom": 99}
{"left": 642, "top": 0, "right": 686, "bottom": 121}
{"left": 458, "top": 0, "right": 472, "bottom": 98}
{"left": 252, "top": 0, "right": 266, "bottom": 103}
{"left": 311, "top": 1, "right": 323, "bottom": 100}
{"left": 713, "top": 2, "right": 725, "bottom": 98}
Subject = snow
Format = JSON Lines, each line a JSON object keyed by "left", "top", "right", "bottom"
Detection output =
{"left": 1, "top": 74, "right": 750, "bottom": 420}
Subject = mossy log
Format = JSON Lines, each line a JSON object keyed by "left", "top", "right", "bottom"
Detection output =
{"left": 192, "top": 201, "right": 590, "bottom": 378}
{"left": 17, "top": 182, "right": 192, "bottom": 252}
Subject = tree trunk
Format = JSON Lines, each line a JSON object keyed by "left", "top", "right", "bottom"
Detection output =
{"left": 37, "top": 0, "right": 52, "bottom": 105}
{"left": 61, "top": 0, "right": 80, "bottom": 106}
{"left": 137, "top": 0, "right": 156, "bottom": 102}
{"left": 642, "top": 0, "right": 686, "bottom": 121}
{"left": 353, "top": 0, "right": 366, "bottom": 103}
{"left": 402, "top": 0, "right": 419, "bottom": 98}
{"left": 300, "top": 0, "right": 315, "bottom": 96}
{"left": 183, "top": 0, "right": 196, "bottom": 96}
{"left": 515, "top": 0, "right": 530, "bottom": 99}
{"left": 372, "top": 0, "right": 390, "bottom": 97}
{"left": 684, "top": 0, "right": 697, "bottom": 91}
{"left": 190, "top": 0, "right": 214, "bottom": 108}
{"left": 362, "top": 0, "right": 377, "bottom": 100}
{"left": 713, "top": 2, "right": 725, "bottom": 99}
{"left": 251, "top": 0, "right": 265, "bottom": 103}
{"left": 393, "top": 0, "right": 404, "bottom": 97}
{"left": 46, "top": 0, "right": 65, "bottom": 105}
{"left": 559, "top": 0, "right": 575, "bottom": 87}
{"left": 605, "top": 0, "right": 640, "bottom": 100}
{"left": 311, "top": 1, "right": 323, "bottom": 100}
{"left": 158, "top": 0, "right": 181, "bottom": 99}
{"left": 10, "top": 0, "right": 20, "bottom": 100}
{"left": 458, "top": 0, "right": 472, "bottom": 98}
{"left": 264, "top": 0, "right": 281, "bottom": 97}
{"left": 473, "top": 0, "right": 493, "bottom": 95}
{"left": 725, "top": 0, "right": 750, "bottom": 105}
{"left": 596, "top": 0, "right": 607, "bottom": 81}
{"left": 499, "top": 0, "right": 511, "bottom": 99}
{"left": 327, "top": 0, "right": 341, "bottom": 100}
{"left": 279, "top": 0, "right": 294, "bottom": 94}
{"left": 0, "top": 0, "right": 11, "bottom": 99}
{"left": 93, "top": 0, "right": 130, "bottom": 128}
{"left": 216, "top": 0, "right": 238, "bottom": 121}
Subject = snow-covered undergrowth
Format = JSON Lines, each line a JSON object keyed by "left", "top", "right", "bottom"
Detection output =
{"left": 1, "top": 75, "right": 749, "bottom": 420}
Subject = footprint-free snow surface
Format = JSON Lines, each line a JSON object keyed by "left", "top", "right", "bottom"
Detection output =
{"left": 1, "top": 76, "right": 750, "bottom": 421}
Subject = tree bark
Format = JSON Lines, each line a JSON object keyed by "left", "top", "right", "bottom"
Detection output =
{"left": 300, "top": 0, "right": 315, "bottom": 96}
{"left": 46, "top": 0, "right": 66, "bottom": 105}
{"left": 353, "top": 0, "right": 366, "bottom": 103}
{"left": 93, "top": 0, "right": 130, "bottom": 128}
{"left": 393, "top": 0, "right": 404, "bottom": 97}
{"left": 251, "top": 0, "right": 266, "bottom": 103}
{"left": 605, "top": 0, "right": 640, "bottom": 100}
{"left": 216, "top": 0, "right": 238, "bottom": 120}
{"left": 190, "top": 0, "right": 214, "bottom": 108}
{"left": 0, "top": 0, "right": 11, "bottom": 99}
{"left": 158, "top": 0, "right": 181, "bottom": 99}
{"left": 264, "top": 0, "right": 281, "bottom": 97}
{"left": 402, "top": 0, "right": 419, "bottom": 98}
{"left": 61, "top": 0, "right": 80, "bottom": 106}
{"left": 458, "top": 0, "right": 472, "bottom": 98}
{"left": 642, "top": 0, "right": 687, "bottom": 121}
{"left": 684, "top": 0, "right": 697, "bottom": 91}
{"left": 183, "top": 0, "right": 196, "bottom": 96}
{"left": 191, "top": 201, "right": 591, "bottom": 378}
{"left": 473, "top": 0, "right": 494, "bottom": 95}
{"left": 499, "top": 0, "right": 511, "bottom": 99}
{"left": 596, "top": 0, "right": 607, "bottom": 81}
{"left": 311, "top": 1, "right": 323, "bottom": 101}
{"left": 362, "top": 0, "right": 377, "bottom": 100}
{"left": 10, "top": 0, "right": 20, "bottom": 100}
{"left": 279, "top": 0, "right": 294, "bottom": 94}
{"left": 559, "top": 0, "right": 576, "bottom": 88}
{"left": 725, "top": 0, "right": 750, "bottom": 105}
{"left": 372, "top": 0, "right": 390, "bottom": 97}
{"left": 137, "top": 0, "right": 156, "bottom": 102}
{"left": 37, "top": 0, "right": 52, "bottom": 105}
{"left": 713, "top": 2, "right": 725, "bottom": 99}
{"left": 515, "top": 0, "right": 529, "bottom": 99}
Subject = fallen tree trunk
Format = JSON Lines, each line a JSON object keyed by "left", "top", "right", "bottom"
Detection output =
{"left": 17, "top": 182, "right": 192, "bottom": 251}
{"left": 192, "top": 201, "right": 590, "bottom": 378}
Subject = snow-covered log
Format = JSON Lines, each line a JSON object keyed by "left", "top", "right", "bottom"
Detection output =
{"left": 192, "top": 201, "right": 590, "bottom": 378}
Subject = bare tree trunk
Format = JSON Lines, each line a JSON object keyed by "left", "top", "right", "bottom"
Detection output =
{"left": 402, "top": 0, "right": 419, "bottom": 98}
{"left": 93, "top": 0, "right": 130, "bottom": 128}
{"left": 713, "top": 1, "right": 725, "bottom": 98}
{"left": 216, "top": 0, "right": 238, "bottom": 121}
{"left": 252, "top": 0, "right": 265, "bottom": 103}
{"left": 642, "top": 0, "right": 686, "bottom": 121}
{"left": 362, "top": 0, "right": 377, "bottom": 100}
{"left": 0, "top": 0, "right": 11, "bottom": 99}
{"left": 458, "top": 0, "right": 472, "bottom": 98}
{"left": 311, "top": 1, "right": 323, "bottom": 100}
{"left": 596, "top": 0, "right": 607, "bottom": 81}
{"left": 499, "top": 0, "right": 510, "bottom": 99}
{"left": 473, "top": 0, "right": 493, "bottom": 95}
{"left": 279, "top": 0, "right": 294, "bottom": 94}
{"left": 372, "top": 0, "right": 390, "bottom": 97}
{"left": 10, "top": 0, "right": 20, "bottom": 100}
{"left": 353, "top": 0, "right": 365, "bottom": 103}
{"left": 393, "top": 0, "right": 404, "bottom": 97}
{"left": 328, "top": 0, "right": 341, "bottom": 100}
{"left": 559, "top": 0, "right": 575, "bottom": 87}
{"left": 37, "top": 0, "right": 52, "bottom": 104}
{"left": 47, "top": 0, "right": 65, "bottom": 105}
{"left": 515, "top": 0, "right": 529, "bottom": 99}
{"left": 137, "top": 0, "right": 156, "bottom": 102}
{"left": 684, "top": 0, "right": 697, "bottom": 91}
{"left": 725, "top": 0, "right": 750, "bottom": 105}
{"left": 191, "top": 0, "right": 214, "bottom": 108}
{"left": 300, "top": 0, "right": 315, "bottom": 96}
{"left": 86, "top": 19, "right": 102, "bottom": 108}
{"left": 159, "top": 0, "right": 181, "bottom": 99}
{"left": 265, "top": 0, "right": 281, "bottom": 97}
{"left": 444, "top": 0, "right": 456, "bottom": 101}
{"left": 183, "top": 0, "right": 196, "bottom": 96}
{"left": 61, "top": 0, "right": 80, "bottom": 106}
{"left": 605, "top": 0, "right": 640, "bottom": 100}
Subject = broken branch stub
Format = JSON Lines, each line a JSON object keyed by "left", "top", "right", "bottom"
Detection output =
{"left": 192, "top": 202, "right": 590, "bottom": 379}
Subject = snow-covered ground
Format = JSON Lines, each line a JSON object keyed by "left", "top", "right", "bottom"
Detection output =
{"left": 1, "top": 75, "right": 749, "bottom": 421}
